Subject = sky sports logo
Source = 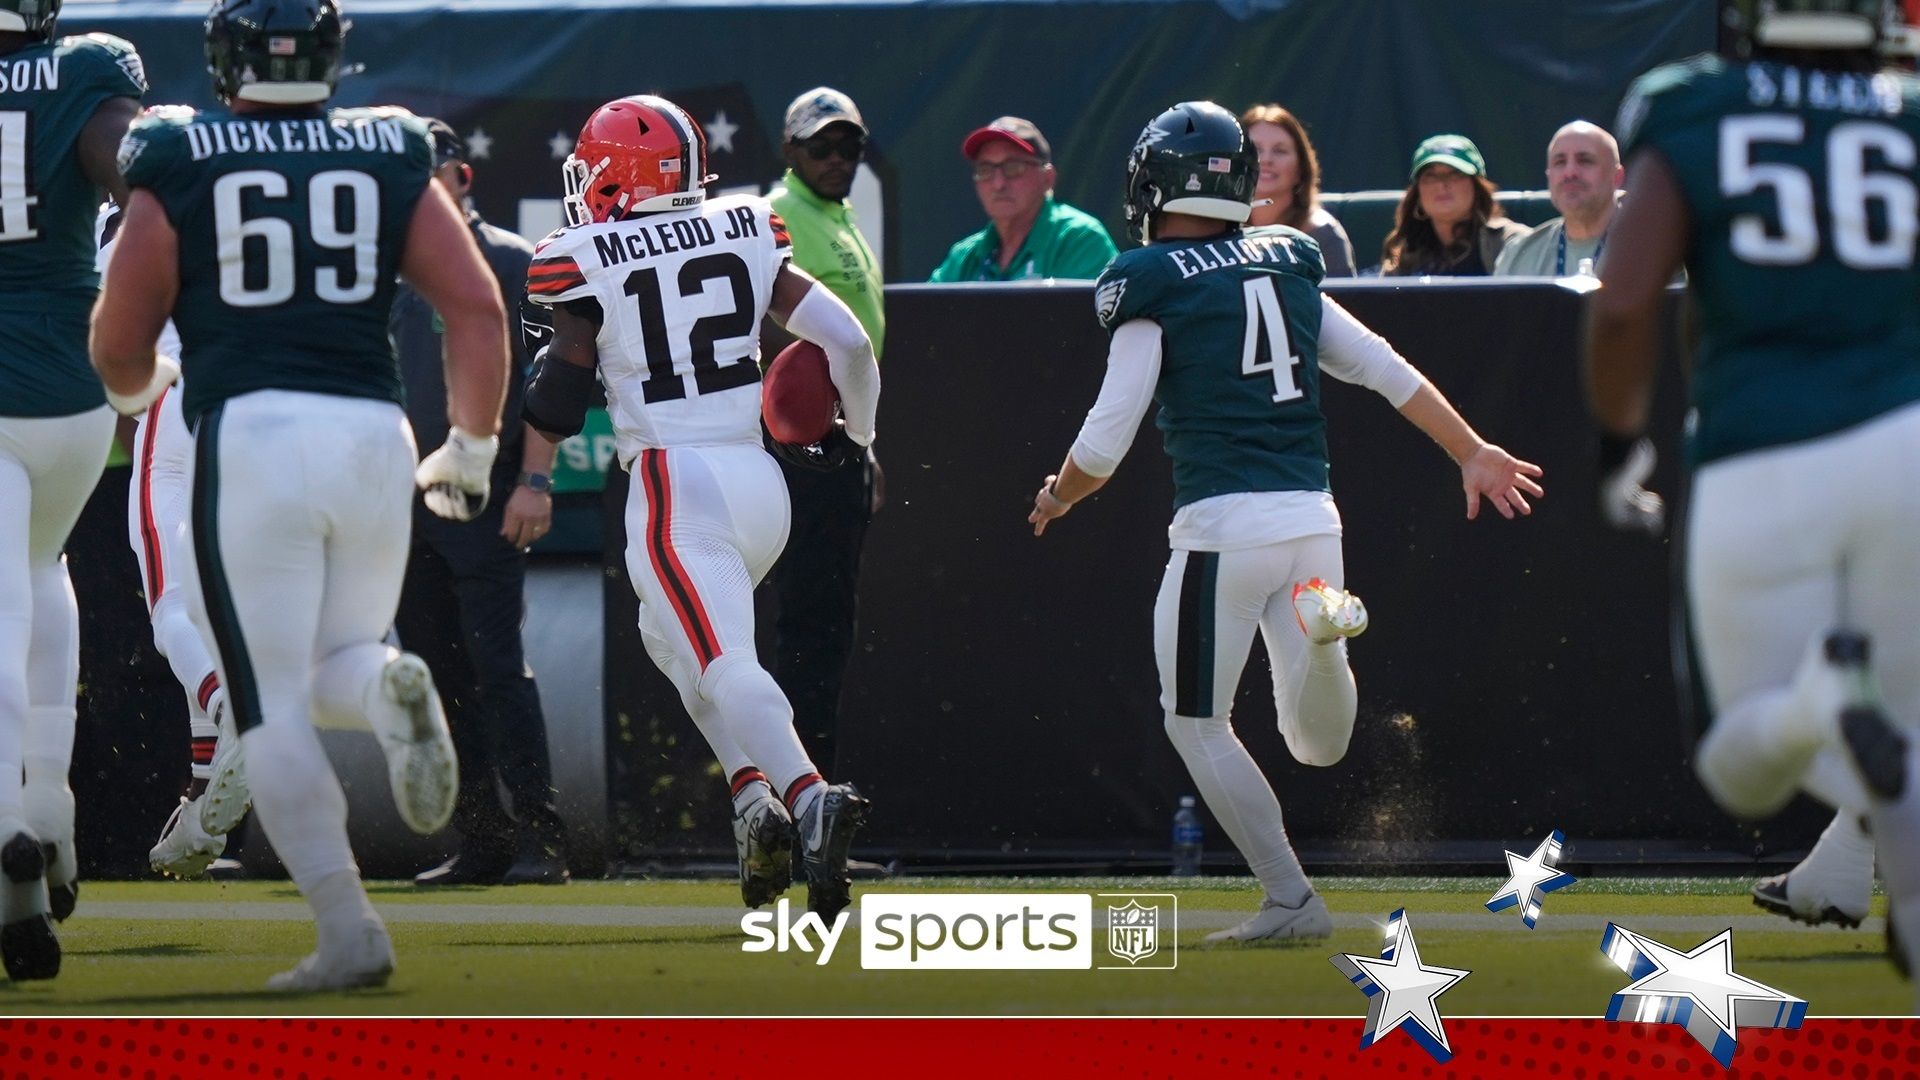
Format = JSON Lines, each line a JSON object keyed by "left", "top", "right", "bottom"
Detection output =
{"left": 739, "top": 893, "right": 1177, "bottom": 970}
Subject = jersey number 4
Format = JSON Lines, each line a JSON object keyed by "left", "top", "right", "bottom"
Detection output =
{"left": 1241, "top": 276, "right": 1304, "bottom": 403}
{"left": 623, "top": 252, "right": 759, "bottom": 404}
{"left": 0, "top": 111, "right": 40, "bottom": 243}
{"left": 213, "top": 169, "right": 379, "bottom": 307}
{"left": 1720, "top": 115, "right": 1917, "bottom": 269}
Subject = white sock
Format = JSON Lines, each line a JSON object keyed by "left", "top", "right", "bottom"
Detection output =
{"left": 1163, "top": 712, "right": 1312, "bottom": 907}
{"left": 730, "top": 773, "right": 773, "bottom": 815}
{"left": 241, "top": 723, "right": 356, "bottom": 895}
{"left": 1287, "top": 641, "right": 1358, "bottom": 767}
{"left": 307, "top": 867, "right": 383, "bottom": 956}
{"left": 704, "top": 659, "right": 817, "bottom": 799}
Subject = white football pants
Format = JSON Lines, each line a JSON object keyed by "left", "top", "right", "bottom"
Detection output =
{"left": 1155, "top": 532, "right": 1358, "bottom": 904}
{"left": 622, "top": 444, "right": 821, "bottom": 804}
{"left": 1691, "top": 400, "right": 1920, "bottom": 818}
{"left": 127, "top": 383, "right": 221, "bottom": 771}
{"left": 188, "top": 390, "right": 416, "bottom": 893}
{"left": 0, "top": 407, "right": 114, "bottom": 817}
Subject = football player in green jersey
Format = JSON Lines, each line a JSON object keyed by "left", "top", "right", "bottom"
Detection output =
{"left": 0, "top": 0, "right": 145, "bottom": 982}
{"left": 1587, "top": 0, "right": 1920, "bottom": 986}
{"left": 91, "top": 0, "right": 508, "bottom": 992}
{"left": 1030, "top": 102, "right": 1542, "bottom": 942}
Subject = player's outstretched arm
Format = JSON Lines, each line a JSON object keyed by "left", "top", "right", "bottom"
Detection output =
{"left": 78, "top": 97, "right": 141, "bottom": 208}
{"left": 1396, "top": 383, "right": 1545, "bottom": 520}
{"left": 769, "top": 263, "right": 879, "bottom": 445}
{"left": 90, "top": 188, "right": 178, "bottom": 414}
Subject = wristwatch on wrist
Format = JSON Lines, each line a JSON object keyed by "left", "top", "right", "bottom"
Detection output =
{"left": 518, "top": 471, "right": 552, "bottom": 493}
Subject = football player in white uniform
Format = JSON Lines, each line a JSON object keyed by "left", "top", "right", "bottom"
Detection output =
{"left": 94, "top": 203, "right": 251, "bottom": 880}
{"left": 522, "top": 96, "right": 880, "bottom": 919}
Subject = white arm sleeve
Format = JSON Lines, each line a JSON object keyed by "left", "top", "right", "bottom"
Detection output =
{"left": 784, "top": 282, "right": 880, "bottom": 445}
{"left": 1316, "top": 294, "right": 1422, "bottom": 408}
{"left": 1068, "top": 319, "right": 1162, "bottom": 478}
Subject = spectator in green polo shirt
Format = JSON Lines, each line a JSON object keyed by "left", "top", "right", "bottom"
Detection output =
{"left": 762, "top": 86, "right": 887, "bottom": 780}
{"left": 929, "top": 116, "right": 1117, "bottom": 282}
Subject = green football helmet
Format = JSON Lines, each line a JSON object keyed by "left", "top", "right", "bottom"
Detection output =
{"left": 205, "top": 0, "right": 346, "bottom": 105}
{"left": 1724, "top": 0, "right": 1891, "bottom": 52}
{"left": 1122, "top": 101, "right": 1256, "bottom": 243}
{"left": 0, "top": 0, "right": 59, "bottom": 38}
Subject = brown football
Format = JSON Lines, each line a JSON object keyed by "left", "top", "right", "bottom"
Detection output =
{"left": 762, "top": 339, "right": 837, "bottom": 445}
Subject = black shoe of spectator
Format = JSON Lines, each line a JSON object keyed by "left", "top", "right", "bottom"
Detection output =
{"left": 502, "top": 833, "right": 569, "bottom": 886}
{"left": 414, "top": 843, "right": 513, "bottom": 887}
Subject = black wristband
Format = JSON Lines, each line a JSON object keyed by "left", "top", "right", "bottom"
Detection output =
{"left": 1597, "top": 432, "right": 1638, "bottom": 473}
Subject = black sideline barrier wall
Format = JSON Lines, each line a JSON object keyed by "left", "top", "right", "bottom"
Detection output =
{"left": 606, "top": 281, "right": 1831, "bottom": 869}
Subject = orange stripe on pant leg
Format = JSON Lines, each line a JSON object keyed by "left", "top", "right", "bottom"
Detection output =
{"left": 137, "top": 386, "right": 169, "bottom": 609}
{"left": 642, "top": 450, "right": 722, "bottom": 670}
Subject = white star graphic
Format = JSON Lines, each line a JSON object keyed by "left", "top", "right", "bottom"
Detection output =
{"left": 1331, "top": 909, "right": 1471, "bottom": 1063}
{"left": 549, "top": 131, "right": 574, "bottom": 161}
{"left": 464, "top": 127, "right": 493, "bottom": 161}
{"left": 1485, "top": 829, "right": 1577, "bottom": 928}
{"left": 706, "top": 110, "right": 738, "bottom": 154}
{"left": 1602, "top": 924, "right": 1805, "bottom": 1067}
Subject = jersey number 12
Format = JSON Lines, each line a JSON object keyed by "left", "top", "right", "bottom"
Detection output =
{"left": 1241, "top": 276, "right": 1304, "bottom": 403}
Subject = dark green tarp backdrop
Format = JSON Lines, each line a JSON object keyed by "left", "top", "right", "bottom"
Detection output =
{"left": 72, "top": 0, "right": 1714, "bottom": 278}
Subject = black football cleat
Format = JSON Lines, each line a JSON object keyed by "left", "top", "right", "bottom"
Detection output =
{"left": 1, "top": 830, "right": 59, "bottom": 982}
{"left": 734, "top": 794, "right": 795, "bottom": 909}
{"left": 413, "top": 843, "right": 513, "bottom": 888}
{"left": 798, "top": 783, "right": 870, "bottom": 921}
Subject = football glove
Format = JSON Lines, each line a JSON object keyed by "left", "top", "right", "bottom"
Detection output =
{"left": 766, "top": 419, "right": 863, "bottom": 473}
{"left": 1597, "top": 433, "right": 1665, "bottom": 536}
{"left": 106, "top": 353, "right": 180, "bottom": 416}
{"left": 416, "top": 427, "right": 499, "bottom": 522}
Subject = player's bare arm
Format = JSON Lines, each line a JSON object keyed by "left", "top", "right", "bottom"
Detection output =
{"left": 1395, "top": 381, "right": 1545, "bottom": 520}
{"left": 400, "top": 180, "right": 509, "bottom": 439}
{"left": 1028, "top": 456, "right": 1107, "bottom": 536}
{"left": 77, "top": 96, "right": 142, "bottom": 207}
{"left": 89, "top": 187, "right": 178, "bottom": 414}
{"left": 1585, "top": 147, "right": 1689, "bottom": 438}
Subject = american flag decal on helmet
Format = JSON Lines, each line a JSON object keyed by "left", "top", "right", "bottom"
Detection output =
{"left": 269, "top": 37, "right": 298, "bottom": 56}
{"left": 1207, "top": 156, "right": 1233, "bottom": 172}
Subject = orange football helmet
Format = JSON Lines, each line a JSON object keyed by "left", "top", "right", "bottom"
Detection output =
{"left": 561, "top": 95, "right": 716, "bottom": 225}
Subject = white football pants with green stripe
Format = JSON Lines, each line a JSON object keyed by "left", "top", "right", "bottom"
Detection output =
{"left": 188, "top": 390, "right": 417, "bottom": 895}
{"left": 1154, "top": 533, "right": 1357, "bottom": 901}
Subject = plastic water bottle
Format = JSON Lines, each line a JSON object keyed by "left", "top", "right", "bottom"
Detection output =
{"left": 1171, "top": 796, "right": 1204, "bottom": 877}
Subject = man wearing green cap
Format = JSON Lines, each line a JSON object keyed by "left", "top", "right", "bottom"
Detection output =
{"left": 929, "top": 116, "right": 1117, "bottom": 281}
{"left": 1382, "top": 133, "right": 1529, "bottom": 276}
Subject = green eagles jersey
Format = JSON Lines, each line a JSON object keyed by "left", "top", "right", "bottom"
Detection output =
{"left": 1620, "top": 54, "right": 1920, "bottom": 465}
{"left": 120, "top": 104, "right": 434, "bottom": 424}
{"left": 0, "top": 33, "right": 145, "bottom": 417}
{"left": 1093, "top": 225, "right": 1329, "bottom": 509}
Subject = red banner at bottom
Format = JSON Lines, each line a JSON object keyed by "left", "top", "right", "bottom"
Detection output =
{"left": 0, "top": 1018, "right": 1915, "bottom": 1078}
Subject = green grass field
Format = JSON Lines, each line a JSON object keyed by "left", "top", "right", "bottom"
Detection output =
{"left": 0, "top": 876, "right": 1906, "bottom": 1016}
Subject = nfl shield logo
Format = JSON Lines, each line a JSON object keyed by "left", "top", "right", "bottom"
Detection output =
{"left": 1107, "top": 900, "right": 1159, "bottom": 965}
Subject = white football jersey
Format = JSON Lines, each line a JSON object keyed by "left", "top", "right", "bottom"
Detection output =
{"left": 528, "top": 193, "right": 791, "bottom": 461}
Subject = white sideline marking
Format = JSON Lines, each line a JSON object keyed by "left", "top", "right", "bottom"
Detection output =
{"left": 74, "top": 901, "right": 1880, "bottom": 935}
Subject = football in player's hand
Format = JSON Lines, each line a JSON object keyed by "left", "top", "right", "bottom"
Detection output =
{"left": 763, "top": 340, "right": 838, "bottom": 445}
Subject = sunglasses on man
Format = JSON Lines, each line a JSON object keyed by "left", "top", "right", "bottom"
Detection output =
{"left": 802, "top": 133, "right": 866, "bottom": 161}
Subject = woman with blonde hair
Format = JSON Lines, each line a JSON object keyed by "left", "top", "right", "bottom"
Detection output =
{"left": 1240, "top": 104, "right": 1354, "bottom": 276}
{"left": 1381, "top": 134, "right": 1529, "bottom": 276}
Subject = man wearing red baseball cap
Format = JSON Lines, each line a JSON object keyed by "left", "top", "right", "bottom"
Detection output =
{"left": 929, "top": 116, "right": 1117, "bottom": 282}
